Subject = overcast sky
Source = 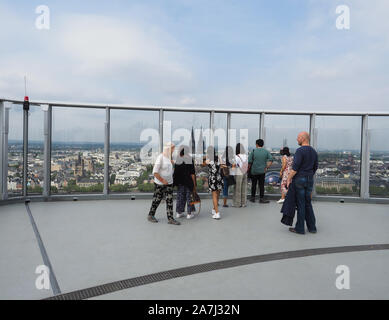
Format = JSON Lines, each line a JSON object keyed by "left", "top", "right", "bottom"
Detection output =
{"left": 2, "top": 0, "right": 389, "bottom": 150}
{"left": 1, "top": 0, "right": 389, "bottom": 111}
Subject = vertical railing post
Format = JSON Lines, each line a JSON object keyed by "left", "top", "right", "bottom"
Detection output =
{"left": 0, "top": 101, "right": 9, "bottom": 200}
{"left": 0, "top": 101, "right": 3, "bottom": 200}
{"left": 310, "top": 114, "right": 317, "bottom": 196}
{"left": 23, "top": 104, "right": 29, "bottom": 197}
{"left": 309, "top": 114, "right": 317, "bottom": 149}
{"left": 43, "top": 104, "right": 51, "bottom": 197}
{"left": 104, "top": 107, "right": 110, "bottom": 196}
{"left": 260, "top": 112, "right": 265, "bottom": 141}
{"left": 210, "top": 111, "right": 215, "bottom": 147}
{"left": 226, "top": 112, "right": 231, "bottom": 148}
{"left": 360, "top": 115, "right": 370, "bottom": 199}
{"left": 159, "top": 109, "right": 164, "bottom": 153}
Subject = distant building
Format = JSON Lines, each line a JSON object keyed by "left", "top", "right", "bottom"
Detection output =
{"left": 76, "top": 177, "right": 104, "bottom": 188}
{"left": 84, "top": 157, "right": 95, "bottom": 172}
{"left": 73, "top": 153, "right": 85, "bottom": 177}
{"left": 316, "top": 176, "right": 355, "bottom": 191}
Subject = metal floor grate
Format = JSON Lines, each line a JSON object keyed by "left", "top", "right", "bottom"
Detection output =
{"left": 45, "top": 244, "right": 389, "bottom": 300}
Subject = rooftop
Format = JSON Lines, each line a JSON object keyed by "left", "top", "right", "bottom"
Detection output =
{"left": 1, "top": 198, "right": 388, "bottom": 300}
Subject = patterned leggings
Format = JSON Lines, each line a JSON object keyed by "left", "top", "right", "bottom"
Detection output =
{"left": 148, "top": 184, "right": 174, "bottom": 220}
{"left": 176, "top": 185, "right": 194, "bottom": 214}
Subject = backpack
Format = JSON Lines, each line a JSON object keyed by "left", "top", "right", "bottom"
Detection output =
{"left": 237, "top": 155, "right": 249, "bottom": 174}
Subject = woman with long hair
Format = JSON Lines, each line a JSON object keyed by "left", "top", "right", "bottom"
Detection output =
{"left": 220, "top": 146, "right": 235, "bottom": 207}
{"left": 278, "top": 147, "right": 294, "bottom": 204}
{"left": 204, "top": 146, "right": 224, "bottom": 220}
{"left": 173, "top": 145, "right": 197, "bottom": 220}
{"left": 233, "top": 143, "right": 249, "bottom": 207}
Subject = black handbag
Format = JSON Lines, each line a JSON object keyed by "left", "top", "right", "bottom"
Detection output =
{"left": 227, "top": 174, "right": 236, "bottom": 186}
{"left": 221, "top": 166, "right": 230, "bottom": 177}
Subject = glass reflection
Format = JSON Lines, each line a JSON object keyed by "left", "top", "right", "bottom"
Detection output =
{"left": 230, "top": 113, "right": 260, "bottom": 196}
{"left": 51, "top": 107, "right": 105, "bottom": 194}
{"left": 7, "top": 104, "right": 23, "bottom": 197}
{"left": 315, "top": 116, "right": 361, "bottom": 196}
{"left": 27, "top": 105, "right": 44, "bottom": 195}
{"left": 163, "top": 111, "right": 210, "bottom": 193}
{"left": 369, "top": 116, "right": 389, "bottom": 198}
{"left": 110, "top": 109, "right": 159, "bottom": 193}
{"left": 264, "top": 114, "right": 310, "bottom": 194}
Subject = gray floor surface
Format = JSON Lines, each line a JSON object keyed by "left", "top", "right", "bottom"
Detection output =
{"left": 1, "top": 199, "right": 388, "bottom": 299}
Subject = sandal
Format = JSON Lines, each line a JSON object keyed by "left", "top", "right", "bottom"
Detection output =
{"left": 289, "top": 228, "right": 304, "bottom": 235}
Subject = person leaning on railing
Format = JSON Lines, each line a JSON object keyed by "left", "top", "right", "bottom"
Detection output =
{"left": 248, "top": 139, "right": 273, "bottom": 203}
{"left": 147, "top": 142, "right": 181, "bottom": 225}
{"left": 233, "top": 143, "right": 249, "bottom": 208}
{"left": 202, "top": 146, "right": 225, "bottom": 220}
{"left": 173, "top": 145, "right": 197, "bottom": 220}
{"left": 278, "top": 147, "right": 294, "bottom": 204}
{"left": 220, "top": 146, "right": 235, "bottom": 208}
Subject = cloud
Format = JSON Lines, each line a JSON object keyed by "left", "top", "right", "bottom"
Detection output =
{"left": 0, "top": 7, "right": 195, "bottom": 104}
{"left": 195, "top": 0, "right": 389, "bottom": 111}
{"left": 58, "top": 14, "right": 192, "bottom": 79}
{"left": 0, "top": 1, "right": 388, "bottom": 112}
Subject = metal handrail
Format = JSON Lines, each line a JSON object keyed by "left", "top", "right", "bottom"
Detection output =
{"left": 1, "top": 97, "right": 388, "bottom": 203}
{"left": 1, "top": 97, "right": 389, "bottom": 115}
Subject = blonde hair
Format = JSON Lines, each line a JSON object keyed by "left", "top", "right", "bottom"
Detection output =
{"left": 163, "top": 142, "right": 175, "bottom": 150}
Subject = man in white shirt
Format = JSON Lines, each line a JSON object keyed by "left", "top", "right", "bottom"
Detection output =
{"left": 148, "top": 142, "right": 181, "bottom": 225}
{"left": 233, "top": 143, "right": 249, "bottom": 207}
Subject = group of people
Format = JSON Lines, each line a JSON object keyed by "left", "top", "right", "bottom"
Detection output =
{"left": 147, "top": 131, "right": 318, "bottom": 235}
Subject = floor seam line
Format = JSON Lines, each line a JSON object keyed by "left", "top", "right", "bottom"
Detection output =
{"left": 25, "top": 203, "right": 61, "bottom": 296}
{"left": 44, "top": 243, "right": 389, "bottom": 300}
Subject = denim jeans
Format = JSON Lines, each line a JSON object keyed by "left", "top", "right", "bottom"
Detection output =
{"left": 294, "top": 175, "right": 317, "bottom": 234}
{"left": 222, "top": 176, "right": 229, "bottom": 198}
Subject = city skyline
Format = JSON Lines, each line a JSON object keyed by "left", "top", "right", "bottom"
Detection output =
{"left": 7, "top": 142, "right": 388, "bottom": 197}
{"left": 6, "top": 105, "right": 389, "bottom": 151}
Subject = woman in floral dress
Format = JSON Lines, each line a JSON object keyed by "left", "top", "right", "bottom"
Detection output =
{"left": 203, "top": 146, "right": 224, "bottom": 220}
{"left": 278, "top": 147, "right": 294, "bottom": 204}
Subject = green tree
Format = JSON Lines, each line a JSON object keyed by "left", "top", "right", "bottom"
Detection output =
{"left": 138, "top": 183, "right": 154, "bottom": 192}
{"left": 110, "top": 184, "right": 130, "bottom": 192}
{"left": 28, "top": 186, "right": 43, "bottom": 193}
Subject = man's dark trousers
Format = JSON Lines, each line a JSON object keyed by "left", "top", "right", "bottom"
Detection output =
{"left": 294, "top": 175, "right": 317, "bottom": 234}
{"left": 251, "top": 173, "right": 265, "bottom": 199}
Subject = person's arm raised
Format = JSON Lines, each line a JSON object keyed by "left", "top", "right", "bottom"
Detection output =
{"left": 154, "top": 173, "right": 168, "bottom": 185}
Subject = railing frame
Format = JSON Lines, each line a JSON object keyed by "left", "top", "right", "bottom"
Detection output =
{"left": 43, "top": 104, "right": 52, "bottom": 197}
{"left": 0, "top": 97, "right": 388, "bottom": 204}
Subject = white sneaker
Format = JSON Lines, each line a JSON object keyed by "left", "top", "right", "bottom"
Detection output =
{"left": 211, "top": 209, "right": 216, "bottom": 215}
{"left": 213, "top": 212, "right": 221, "bottom": 220}
{"left": 277, "top": 199, "right": 285, "bottom": 204}
{"left": 176, "top": 213, "right": 185, "bottom": 218}
{"left": 187, "top": 214, "right": 195, "bottom": 220}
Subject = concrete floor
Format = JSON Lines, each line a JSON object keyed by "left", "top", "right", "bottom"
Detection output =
{"left": 0, "top": 199, "right": 388, "bottom": 300}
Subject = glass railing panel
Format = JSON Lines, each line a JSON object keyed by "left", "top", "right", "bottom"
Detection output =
{"left": 214, "top": 113, "right": 228, "bottom": 155}
{"left": 230, "top": 113, "right": 260, "bottom": 195}
{"left": 51, "top": 107, "right": 105, "bottom": 194}
{"left": 369, "top": 116, "right": 389, "bottom": 198}
{"left": 27, "top": 105, "right": 44, "bottom": 195}
{"left": 163, "top": 111, "right": 210, "bottom": 193}
{"left": 315, "top": 116, "right": 362, "bottom": 196}
{"left": 263, "top": 114, "right": 310, "bottom": 194}
{"left": 7, "top": 104, "right": 23, "bottom": 197}
{"left": 110, "top": 109, "right": 159, "bottom": 193}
